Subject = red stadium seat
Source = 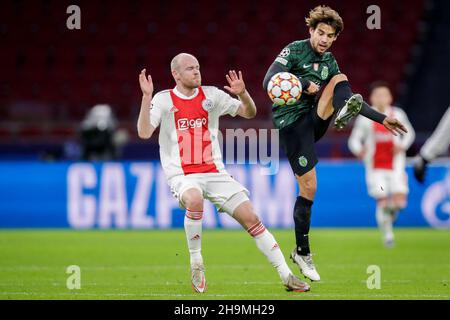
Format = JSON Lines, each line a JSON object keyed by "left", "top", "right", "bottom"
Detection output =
{"left": 0, "top": 0, "right": 425, "bottom": 134}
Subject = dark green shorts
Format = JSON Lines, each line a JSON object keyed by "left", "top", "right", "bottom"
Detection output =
{"left": 279, "top": 105, "right": 332, "bottom": 176}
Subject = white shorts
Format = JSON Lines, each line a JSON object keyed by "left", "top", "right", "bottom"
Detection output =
{"left": 168, "top": 173, "right": 250, "bottom": 216}
{"left": 366, "top": 169, "right": 409, "bottom": 199}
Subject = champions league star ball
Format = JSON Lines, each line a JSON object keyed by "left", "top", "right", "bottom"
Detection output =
{"left": 267, "top": 72, "right": 302, "bottom": 106}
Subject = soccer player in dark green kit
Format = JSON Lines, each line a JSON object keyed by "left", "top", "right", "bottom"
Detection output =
{"left": 263, "top": 5, "right": 408, "bottom": 281}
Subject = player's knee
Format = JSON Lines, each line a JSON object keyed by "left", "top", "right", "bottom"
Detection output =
{"left": 333, "top": 73, "right": 348, "bottom": 81}
{"left": 183, "top": 189, "right": 204, "bottom": 211}
{"left": 245, "top": 213, "right": 260, "bottom": 229}
{"left": 377, "top": 198, "right": 388, "bottom": 208}
{"left": 330, "top": 74, "right": 348, "bottom": 86}
{"left": 238, "top": 202, "right": 259, "bottom": 223}
{"left": 233, "top": 201, "right": 260, "bottom": 229}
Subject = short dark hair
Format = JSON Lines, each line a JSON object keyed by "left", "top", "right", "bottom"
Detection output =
{"left": 305, "top": 5, "right": 344, "bottom": 35}
{"left": 369, "top": 81, "right": 391, "bottom": 95}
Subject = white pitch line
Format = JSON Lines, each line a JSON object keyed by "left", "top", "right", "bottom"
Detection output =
{"left": 0, "top": 292, "right": 448, "bottom": 299}
{"left": 2, "top": 263, "right": 449, "bottom": 271}
{"left": 1, "top": 280, "right": 447, "bottom": 286}
{"left": 0, "top": 265, "right": 269, "bottom": 271}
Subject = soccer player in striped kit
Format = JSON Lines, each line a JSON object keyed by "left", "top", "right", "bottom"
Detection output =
{"left": 348, "top": 82, "right": 415, "bottom": 247}
{"left": 137, "top": 53, "right": 310, "bottom": 293}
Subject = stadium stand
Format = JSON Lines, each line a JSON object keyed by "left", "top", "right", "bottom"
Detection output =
{"left": 0, "top": 0, "right": 427, "bottom": 158}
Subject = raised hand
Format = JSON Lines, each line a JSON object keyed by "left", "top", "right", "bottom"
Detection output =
{"left": 139, "top": 69, "right": 154, "bottom": 97}
{"left": 304, "top": 82, "right": 320, "bottom": 95}
{"left": 383, "top": 116, "right": 408, "bottom": 136}
{"left": 224, "top": 70, "right": 246, "bottom": 96}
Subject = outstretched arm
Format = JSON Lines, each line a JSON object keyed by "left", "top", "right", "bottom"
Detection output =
{"left": 263, "top": 62, "right": 287, "bottom": 91}
{"left": 137, "top": 69, "right": 156, "bottom": 139}
{"left": 224, "top": 70, "right": 257, "bottom": 119}
{"left": 358, "top": 102, "right": 408, "bottom": 136}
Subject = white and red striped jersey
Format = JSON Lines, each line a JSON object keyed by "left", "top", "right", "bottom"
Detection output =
{"left": 150, "top": 86, "right": 241, "bottom": 180}
{"left": 348, "top": 106, "right": 415, "bottom": 171}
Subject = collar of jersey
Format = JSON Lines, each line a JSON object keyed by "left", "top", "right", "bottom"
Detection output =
{"left": 173, "top": 87, "right": 200, "bottom": 100}
{"left": 306, "top": 38, "right": 325, "bottom": 58}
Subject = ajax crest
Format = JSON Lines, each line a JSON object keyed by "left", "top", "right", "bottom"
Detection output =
{"left": 202, "top": 99, "right": 213, "bottom": 112}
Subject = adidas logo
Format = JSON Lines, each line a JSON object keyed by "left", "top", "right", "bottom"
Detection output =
{"left": 190, "top": 234, "right": 201, "bottom": 241}
{"left": 170, "top": 106, "right": 179, "bottom": 113}
{"left": 271, "top": 243, "right": 280, "bottom": 250}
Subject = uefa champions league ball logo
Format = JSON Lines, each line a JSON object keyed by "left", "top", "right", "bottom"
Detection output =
{"left": 278, "top": 47, "right": 290, "bottom": 58}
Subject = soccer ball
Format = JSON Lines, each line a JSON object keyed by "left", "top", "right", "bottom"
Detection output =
{"left": 267, "top": 72, "right": 302, "bottom": 106}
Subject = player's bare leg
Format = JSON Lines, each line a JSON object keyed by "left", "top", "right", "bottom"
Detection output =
{"left": 290, "top": 168, "right": 321, "bottom": 281}
{"left": 316, "top": 74, "right": 346, "bottom": 120}
{"left": 376, "top": 197, "right": 395, "bottom": 248}
{"left": 232, "top": 199, "right": 310, "bottom": 292}
{"left": 296, "top": 168, "right": 317, "bottom": 200}
{"left": 182, "top": 188, "right": 207, "bottom": 293}
{"left": 390, "top": 193, "right": 407, "bottom": 223}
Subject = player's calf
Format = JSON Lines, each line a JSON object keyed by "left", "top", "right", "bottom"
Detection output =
{"left": 375, "top": 199, "right": 395, "bottom": 248}
{"left": 232, "top": 200, "right": 310, "bottom": 292}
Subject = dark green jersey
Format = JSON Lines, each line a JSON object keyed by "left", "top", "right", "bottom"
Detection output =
{"left": 271, "top": 39, "right": 341, "bottom": 129}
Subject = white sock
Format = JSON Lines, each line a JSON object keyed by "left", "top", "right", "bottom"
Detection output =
{"left": 247, "top": 221, "right": 292, "bottom": 283}
{"left": 376, "top": 205, "right": 394, "bottom": 242}
{"left": 184, "top": 209, "right": 203, "bottom": 265}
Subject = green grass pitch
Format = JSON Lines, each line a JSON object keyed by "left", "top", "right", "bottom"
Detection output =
{"left": 0, "top": 228, "right": 448, "bottom": 300}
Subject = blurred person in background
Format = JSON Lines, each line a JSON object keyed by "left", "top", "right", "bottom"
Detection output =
{"left": 348, "top": 82, "right": 415, "bottom": 247}
{"left": 413, "top": 106, "right": 450, "bottom": 183}
{"left": 80, "top": 104, "right": 128, "bottom": 161}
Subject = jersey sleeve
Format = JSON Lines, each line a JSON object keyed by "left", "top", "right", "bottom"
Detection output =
{"left": 149, "top": 93, "right": 164, "bottom": 128}
{"left": 212, "top": 87, "right": 241, "bottom": 117}
{"left": 273, "top": 41, "right": 302, "bottom": 71}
